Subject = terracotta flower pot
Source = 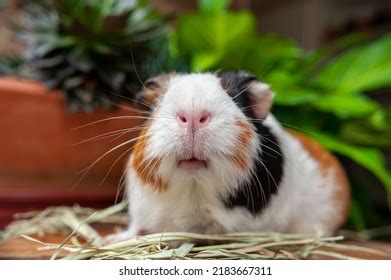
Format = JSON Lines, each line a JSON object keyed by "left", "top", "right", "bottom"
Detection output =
{"left": 0, "top": 77, "right": 143, "bottom": 227}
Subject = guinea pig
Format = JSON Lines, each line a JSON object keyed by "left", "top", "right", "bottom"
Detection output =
{"left": 105, "top": 71, "right": 350, "bottom": 244}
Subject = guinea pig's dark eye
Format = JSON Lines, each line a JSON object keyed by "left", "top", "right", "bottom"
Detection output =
{"left": 145, "top": 79, "right": 159, "bottom": 90}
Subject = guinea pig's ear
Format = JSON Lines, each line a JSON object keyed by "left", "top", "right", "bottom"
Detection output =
{"left": 218, "top": 71, "right": 274, "bottom": 119}
{"left": 135, "top": 73, "right": 174, "bottom": 109}
{"left": 245, "top": 79, "right": 274, "bottom": 119}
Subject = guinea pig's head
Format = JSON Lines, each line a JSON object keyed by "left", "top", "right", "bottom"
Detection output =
{"left": 130, "top": 72, "right": 274, "bottom": 192}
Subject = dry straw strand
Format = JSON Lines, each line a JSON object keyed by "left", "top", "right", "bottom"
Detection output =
{"left": 1, "top": 203, "right": 390, "bottom": 260}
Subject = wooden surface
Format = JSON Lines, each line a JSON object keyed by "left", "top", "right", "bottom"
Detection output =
{"left": 0, "top": 227, "right": 113, "bottom": 260}
{"left": 1, "top": 229, "right": 390, "bottom": 260}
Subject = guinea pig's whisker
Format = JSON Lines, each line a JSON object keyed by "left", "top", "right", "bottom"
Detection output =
{"left": 257, "top": 155, "right": 279, "bottom": 193}
{"left": 124, "top": 84, "right": 157, "bottom": 111}
{"left": 231, "top": 141, "right": 277, "bottom": 208}
{"left": 108, "top": 123, "right": 153, "bottom": 143}
{"left": 247, "top": 118, "right": 311, "bottom": 174}
{"left": 228, "top": 146, "right": 259, "bottom": 213}
{"left": 100, "top": 145, "right": 135, "bottom": 186}
{"left": 133, "top": 151, "right": 159, "bottom": 180}
{"left": 113, "top": 100, "right": 151, "bottom": 114}
{"left": 68, "top": 127, "right": 145, "bottom": 146}
{"left": 71, "top": 116, "right": 154, "bottom": 131}
{"left": 242, "top": 164, "right": 257, "bottom": 214}
{"left": 278, "top": 121, "right": 322, "bottom": 138}
{"left": 246, "top": 118, "right": 270, "bottom": 125}
{"left": 72, "top": 135, "right": 145, "bottom": 189}
{"left": 249, "top": 117, "right": 321, "bottom": 138}
{"left": 108, "top": 127, "right": 145, "bottom": 143}
{"left": 104, "top": 90, "right": 154, "bottom": 111}
{"left": 114, "top": 172, "right": 127, "bottom": 204}
{"left": 131, "top": 156, "right": 149, "bottom": 175}
{"left": 258, "top": 143, "right": 282, "bottom": 159}
{"left": 232, "top": 80, "right": 258, "bottom": 100}
{"left": 242, "top": 119, "right": 300, "bottom": 172}
{"left": 129, "top": 131, "right": 156, "bottom": 173}
{"left": 144, "top": 157, "right": 161, "bottom": 180}
{"left": 102, "top": 94, "right": 151, "bottom": 114}
{"left": 232, "top": 143, "right": 266, "bottom": 210}
{"left": 129, "top": 44, "right": 150, "bottom": 94}
{"left": 258, "top": 141, "right": 296, "bottom": 169}
{"left": 232, "top": 63, "right": 276, "bottom": 100}
{"left": 258, "top": 140, "right": 303, "bottom": 177}
{"left": 245, "top": 118, "right": 298, "bottom": 161}
{"left": 249, "top": 165, "right": 266, "bottom": 210}
{"left": 241, "top": 104, "right": 260, "bottom": 110}
{"left": 76, "top": 135, "right": 144, "bottom": 177}
{"left": 254, "top": 171, "right": 267, "bottom": 210}
{"left": 133, "top": 147, "right": 161, "bottom": 179}
{"left": 241, "top": 180, "right": 253, "bottom": 214}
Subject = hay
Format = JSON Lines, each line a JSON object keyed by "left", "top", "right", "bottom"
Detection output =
{"left": 1, "top": 202, "right": 390, "bottom": 260}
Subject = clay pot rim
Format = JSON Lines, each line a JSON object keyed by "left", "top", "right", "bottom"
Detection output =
{"left": 0, "top": 76, "right": 59, "bottom": 97}
{"left": 0, "top": 75, "right": 137, "bottom": 112}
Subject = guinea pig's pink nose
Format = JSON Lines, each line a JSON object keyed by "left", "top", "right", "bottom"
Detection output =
{"left": 177, "top": 111, "right": 210, "bottom": 130}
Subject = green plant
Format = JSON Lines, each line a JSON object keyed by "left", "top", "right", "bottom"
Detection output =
{"left": 171, "top": 0, "right": 391, "bottom": 229}
{"left": 0, "top": 57, "right": 21, "bottom": 75}
{"left": 16, "top": 0, "right": 168, "bottom": 111}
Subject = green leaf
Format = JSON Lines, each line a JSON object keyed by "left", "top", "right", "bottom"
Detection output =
{"left": 174, "top": 12, "right": 256, "bottom": 71}
{"left": 100, "top": 0, "right": 115, "bottom": 17}
{"left": 192, "top": 52, "right": 222, "bottom": 70}
{"left": 349, "top": 199, "right": 366, "bottom": 231}
{"left": 313, "top": 35, "right": 391, "bottom": 94}
{"left": 173, "top": 11, "right": 300, "bottom": 76}
{"left": 340, "top": 109, "right": 391, "bottom": 147}
{"left": 33, "top": 34, "right": 76, "bottom": 56}
{"left": 111, "top": 0, "right": 138, "bottom": 15}
{"left": 311, "top": 94, "right": 379, "bottom": 119}
{"left": 310, "top": 133, "right": 391, "bottom": 207}
{"left": 0, "top": 57, "right": 21, "bottom": 75}
{"left": 198, "top": 0, "right": 231, "bottom": 14}
{"left": 274, "top": 86, "right": 318, "bottom": 106}
{"left": 238, "top": 34, "right": 301, "bottom": 76}
{"left": 341, "top": 122, "right": 391, "bottom": 147}
{"left": 297, "top": 33, "right": 368, "bottom": 79}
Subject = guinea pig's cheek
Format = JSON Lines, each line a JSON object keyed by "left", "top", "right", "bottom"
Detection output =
{"left": 229, "top": 120, "right": 254, "bottom": 171}
{"left": 131, "top": 123, "right": 168, "bottom": 192}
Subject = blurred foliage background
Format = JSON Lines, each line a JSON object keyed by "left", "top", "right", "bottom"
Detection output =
{"left": 0, "top": 0, "right": 390, "bottom": 232}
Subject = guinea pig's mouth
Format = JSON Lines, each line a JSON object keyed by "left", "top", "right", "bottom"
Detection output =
{"left": 178, "top": 158, "right": 207, "bottom": 171}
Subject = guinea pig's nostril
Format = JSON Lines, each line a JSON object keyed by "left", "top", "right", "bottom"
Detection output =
{"left": 177, "top": 111, "right": 210, "bottom": 128}
{"left": 199, "top": 114, "right": 209, "bottom": 124}
{"left": 197, "top": 111, "right": 211, "bottom": 125}
{"left": 177, "top": 114, "right": 188, "bottom": 124}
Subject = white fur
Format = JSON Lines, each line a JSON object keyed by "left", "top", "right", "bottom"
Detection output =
{"left": 106, "top": 73, "right": 343, "bottom": 243}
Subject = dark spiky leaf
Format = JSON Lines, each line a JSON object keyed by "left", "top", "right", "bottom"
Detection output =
{"left": 16, "top": 0, "right": 172, "bottom": 111}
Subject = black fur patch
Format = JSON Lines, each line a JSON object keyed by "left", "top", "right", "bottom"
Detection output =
{"left": 223, "top": 124, "right": 284, "bottom": 215}
{"left": 219, "top": 71, "right": 284, "bottom": 215}
{"left": 218, "top": 71, "right": 258, "bottom": 117}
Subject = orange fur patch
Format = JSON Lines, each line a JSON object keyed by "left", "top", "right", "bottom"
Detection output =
{"left": 287, "top": 129, "right": 351, "bottom": 232}
{"left": 144, "top": 90, "right": 159, "bottom": 104}
{"left": 132, "top": 122, "right": 168, "bottom": 191}
{"left": 231, "top": 120, "right": 253, "bottom": 171}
